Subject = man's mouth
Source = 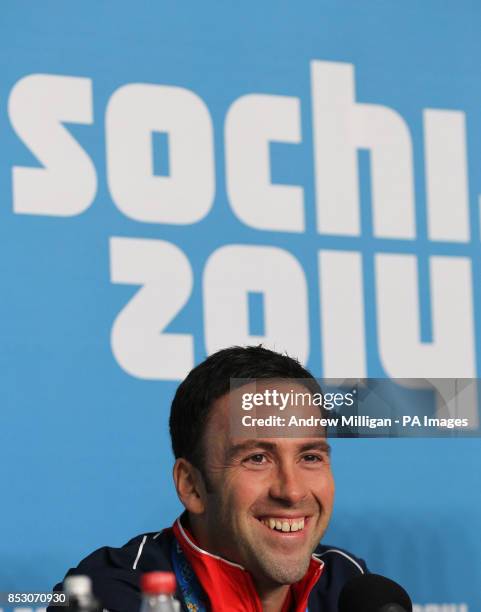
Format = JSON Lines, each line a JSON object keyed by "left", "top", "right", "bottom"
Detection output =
{"left": 257, "top": 516, "right": 308, "bottom": 533}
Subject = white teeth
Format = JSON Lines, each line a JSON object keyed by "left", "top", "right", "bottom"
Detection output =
{"left": 261, "top": 517, "right": 306, "bottom": 532}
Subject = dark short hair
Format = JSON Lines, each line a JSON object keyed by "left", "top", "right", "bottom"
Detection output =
{"left": 169, "top": 345, "right": 321, "bottom": 471}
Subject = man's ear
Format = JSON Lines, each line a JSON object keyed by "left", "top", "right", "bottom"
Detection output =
{"left": 173, "top": 458, "right": 207, "bottom": 514}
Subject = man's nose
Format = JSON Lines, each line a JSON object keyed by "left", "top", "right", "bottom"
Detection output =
{"left": 268, "top": 463, "right": 308, "bottom": 505}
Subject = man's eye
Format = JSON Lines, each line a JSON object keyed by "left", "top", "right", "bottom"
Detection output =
{"left": 246, "top": 453, "right": 267, "bottom": 464}
{"left": 302, "top": 454, "right": 324, "bottom": 463}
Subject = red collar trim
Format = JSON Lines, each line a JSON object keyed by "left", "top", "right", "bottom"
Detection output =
{"left": 175, "top": 516, "right": 245, "bottom": 570}
{"left": 172, "top": 517, "right": 324, "bottom": 612}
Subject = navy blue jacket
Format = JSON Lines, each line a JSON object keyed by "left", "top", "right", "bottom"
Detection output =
{"left": 50, "top": 529, "right": 367, "bottom": 611}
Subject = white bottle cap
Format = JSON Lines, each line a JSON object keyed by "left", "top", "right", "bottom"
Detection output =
{"left": 64, "top": 575, "right": 93, "bottom": 597}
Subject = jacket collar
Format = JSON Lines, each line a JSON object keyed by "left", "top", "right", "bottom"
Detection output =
{"left": 172, "top": 516, "right": 324, "bottom": 612}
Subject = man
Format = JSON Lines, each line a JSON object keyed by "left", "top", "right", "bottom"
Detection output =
{"left": 50, "top": 346, "right": 367, "bottom": 611}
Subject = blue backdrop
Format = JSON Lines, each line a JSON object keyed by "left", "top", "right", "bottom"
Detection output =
{"left": 1, "top": 2, "right": 480, "bottom": 610}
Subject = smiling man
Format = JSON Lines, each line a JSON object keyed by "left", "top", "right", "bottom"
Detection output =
{"left": 50, "top": 346, "right": 367, "bottom": 611}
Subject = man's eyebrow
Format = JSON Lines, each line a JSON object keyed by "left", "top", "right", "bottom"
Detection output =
{"left": 297, "top": 441, "right": 332, "bottom": 456}
{"left": 226, "top": 439, "right": 331, "bottom": 460}
{"left": 226, "top": 440, "right": 278, "bottom": 460}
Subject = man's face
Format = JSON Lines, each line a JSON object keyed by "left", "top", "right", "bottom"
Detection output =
{"left": 196, "top": 381, "right": 335, "bottom": 588}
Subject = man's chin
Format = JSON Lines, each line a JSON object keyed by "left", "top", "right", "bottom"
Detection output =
{"left": 244, "top": 542, "right": 313, "bottom": 586}
{"left": 256, "top": 555, "right": 312, "bottom": 586}
{"left": 239, "top": 519, "right": 321, "bottom": 583}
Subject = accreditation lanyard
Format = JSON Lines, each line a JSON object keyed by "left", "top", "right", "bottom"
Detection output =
{"left": 170, "top": 537, "right": 208, "bottom": 612}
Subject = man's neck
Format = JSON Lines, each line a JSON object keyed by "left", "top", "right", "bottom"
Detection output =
{"left": 257, "top": 583, "right": 290, "bottom": 612}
